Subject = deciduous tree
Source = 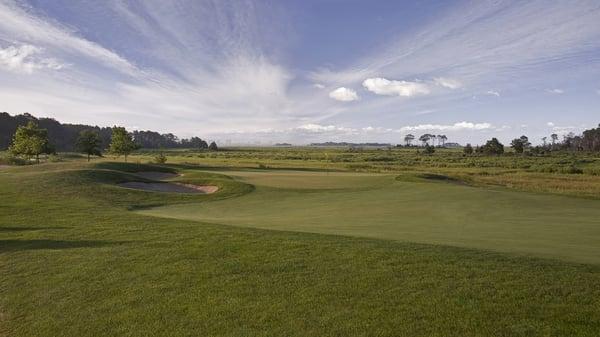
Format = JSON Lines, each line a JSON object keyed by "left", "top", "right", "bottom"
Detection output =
{"left": 76, "top": 130, "right": 102, "bottom": 161}
{"left": 109, "top": 126, "right": 137, "bottom": 162}
{"left": 9, "top": 121, "right": 53, "bottom": 163}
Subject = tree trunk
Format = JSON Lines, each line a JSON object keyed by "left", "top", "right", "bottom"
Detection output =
{"left": 36, "top": 154, "right": 39, "bottom": 164}
{"left": 87, "top": 153, "right": 90, "bottom": 162}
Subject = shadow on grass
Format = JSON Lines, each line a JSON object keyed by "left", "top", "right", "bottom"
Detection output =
{"left": 168, "top": 163, "right": 345, "bottom": 173}
{"left": 0, "top": 227, "right": 68, "bottom": 232}
{"left": 93, "top": 162, "right": 176, "bottom": 174}
{"left": 0, "top": 239, "right": 119, "bottom": 253}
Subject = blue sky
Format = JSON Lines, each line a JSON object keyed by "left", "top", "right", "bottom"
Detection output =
{"left": 0, "top": 0, "right": 599, "bottom": 145}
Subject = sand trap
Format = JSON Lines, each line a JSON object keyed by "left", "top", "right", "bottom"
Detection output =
{"left": 134, "top": 171, "right": 179, "bottom": 180}
{"left": 118, "top": 182, "right": 218, "bottom": 194}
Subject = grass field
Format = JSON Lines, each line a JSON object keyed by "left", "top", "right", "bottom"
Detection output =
{"left": 2, "top": 151, "right": 600, "bottom": 336}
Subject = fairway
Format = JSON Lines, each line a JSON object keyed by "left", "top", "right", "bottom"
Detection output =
{"left": 3, "top": 161, "right": 600, "bottom": 336}
{"left": 140, "top": 169, "right": 600, "bottom": 264}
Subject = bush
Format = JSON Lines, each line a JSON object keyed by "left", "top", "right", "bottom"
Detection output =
{"left": 463, "top": 144, "right": 473, "bottom": 155}
{"left": 561, "top": 165, "right": 583, "bottom": 174}
{"left": 153, "top": 152, "right": 167, "bottom": 164}
{"left": 47, "top": 154, "right": 63, "bottom": 162}
{"left": 583, "top": 167, "right": 600, "bottom": 176}
{"left": 423, "top": 144, "right": 435, "bottom": 154}
{"left": 0, "top": 152, "right": 29, "bottom": 166}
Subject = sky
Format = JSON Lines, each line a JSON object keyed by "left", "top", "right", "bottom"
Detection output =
{"left": 0, "top": 0, "right": 599, "bottom": 145}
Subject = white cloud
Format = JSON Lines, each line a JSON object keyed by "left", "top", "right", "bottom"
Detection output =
{"left": 547, "top": 122, "right": 555, "bottom": 127}
{"left": 296, "top": 124, "right": 355, "bottom": 133}
{"left": 400, "top": 121, "right": 493, "bottom": 132}
{"left": 548, "top": 123, "right": 588, "bottom": 135}
{"left": 0, "top": 44, "right": 64, "bottom": 74}
{"left": 329, "top": 87, "right": 359, "bottom": 101}
{"left": 546, "top": 88, "right": 564, "bottom": 94}
{"left": 313, "top": 83, "right": 325, "bottom": 89}
{"left": 362, "top": 77, "right": 430, "bottom": 97}
{"left": 433, "top": 77, "right": 462, "bottom": 89}
{"left": 486, "top": 90, "right": 500, "bottom": 97}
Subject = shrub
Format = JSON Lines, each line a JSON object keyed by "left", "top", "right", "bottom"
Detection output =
{"left": 561, "top": 165, "right": 583, "bottom": 174}
{"left": 423, "top": 144, "right": 435, "bottom": 154}
{"left": 153, "top": 152, "right": 167, "bottom": 164}
{"left": 0, "top": 152, "right": 29, "bottom": 165}
{"left": 48, "top": 154, "right": 63, "bottom": 162}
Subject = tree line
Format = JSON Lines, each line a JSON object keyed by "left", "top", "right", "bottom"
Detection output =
{"left": 4, "top": 114, "right": 218, "bottom": 164}
{"left": 398, "top": 126, "right": 600, "bottom": 155}
{"left": 0, "top": 112, "right": 214, "bottom": 152}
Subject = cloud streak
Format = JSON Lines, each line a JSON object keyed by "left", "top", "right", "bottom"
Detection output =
{"left": 0, "top": 44, "right": 64, "bottom": 73}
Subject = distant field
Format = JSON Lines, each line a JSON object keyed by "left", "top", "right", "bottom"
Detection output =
{"left": 129, "top": 147, "right": 600, "bottom": 198}
{"left": 140, "top": 169, "right": 600, "bottom": 264}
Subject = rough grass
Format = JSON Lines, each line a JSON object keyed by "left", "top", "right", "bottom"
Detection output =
{"left": 2, "top": 160, "right": 600, "bottom": 336}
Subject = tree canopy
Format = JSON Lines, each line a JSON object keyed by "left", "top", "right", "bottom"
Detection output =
{"left": 109, "top": 127, "right": 138, "bottom": 161}
{"left": 510, "top": 135, "right": 531, "bottom": 154}
{"left": 76, "top": 130, "right": 102, "bottom": 161}
{"left": 9, "top": 121, "right": 54, "bottom": 163}
{"left": 481, "top": 138, "right": 504, "bottom": 155}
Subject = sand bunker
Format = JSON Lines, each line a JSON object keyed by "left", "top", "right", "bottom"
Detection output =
{"left": 118, "top": 182, "right": 218, "bottom": 194}
{"left": 134, "top": 171, "right": 179, "bottom": 180}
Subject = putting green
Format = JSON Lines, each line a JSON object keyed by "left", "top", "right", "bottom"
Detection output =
{"left": 139, "top": 170, "right": 600, "bottom": 264}
{"left": 196, "top": 168, "right": 392, "bottom": 189}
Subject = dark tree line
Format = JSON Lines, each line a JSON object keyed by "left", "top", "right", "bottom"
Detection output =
{"left": 1, "top": 112, "right": 213, "bottom": 151}
{"left": 1, "top": 112, "right": 112, "bottom": 152}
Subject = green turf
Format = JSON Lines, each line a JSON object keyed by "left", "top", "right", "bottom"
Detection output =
{"left": 2, "top": 162, "right": 600, "bottom": 336}
{"left": 139, "top": 169, "right": 600, "bottom": 264}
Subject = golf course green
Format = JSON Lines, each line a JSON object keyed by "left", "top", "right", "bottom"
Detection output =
{"left": 139, "top": 169, "right": 600, "bottom": 264}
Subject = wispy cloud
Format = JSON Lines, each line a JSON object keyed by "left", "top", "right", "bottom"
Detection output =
{"left": 433, "top": 77, "right": 462, "bottom": 89}
{"left": 546, "top": 88, "right": 564, "bottom": 94}
{"left": 0, "top": 44, "right": 64, "bottom": 73}
{"left": 308, "top": 0, "right": 600, "bottom": 119}
{"left": 0, "top": 1, "right": 137, "bottom": 75}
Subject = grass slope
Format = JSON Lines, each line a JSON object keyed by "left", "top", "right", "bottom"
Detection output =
{"left": 1, "top": 162, "right": 600, "bottom": 336}
{"left": 140, "top": 169, "right": 600, "bottom": 264}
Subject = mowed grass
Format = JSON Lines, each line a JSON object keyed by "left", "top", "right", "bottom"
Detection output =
{"left": 140, "top": 169, "right": 600, "bottom": 264}
{"left": 1, "top": 162, "right": 600, "bottom": 336}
